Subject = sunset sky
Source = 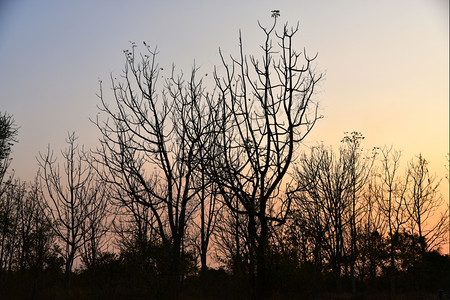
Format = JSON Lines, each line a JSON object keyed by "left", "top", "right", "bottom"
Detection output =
{"left": 0, "top": 0, "right": 448, "bottom": 204}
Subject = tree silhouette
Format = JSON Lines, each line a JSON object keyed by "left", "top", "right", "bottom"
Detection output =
{"left": 209, "top": 17, "right": 322, "bottom": 298}
{"left": 38, "top": 133, "right": 103, "bottom": 288}
{"left": 405, "top": 154, "right": 448, "bottom": 254}
{"left": 94, "top": 44, "right": 217, "bottom": 297}
{"left": 0, "top": 112, "right": 18, "bottom": 162}
{"left": 0, "top": 112, "right": 18, "bottom": 200}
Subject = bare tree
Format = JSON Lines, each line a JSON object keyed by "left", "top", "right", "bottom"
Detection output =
{"left": 281, "top": 193, "right": 326, "bottom": 290}
{"left": 93, "top": 44, "right": 215, "bottom": 295}
{"left": 0, "top": 179, "right": 25, "bottom": 272}
{"left": 209, "top": 15, "right": 322, "bottom": 298}
{"left": 0, "top": 112, "right": 18, "bottom": 164}
{"left": 38, "top": 132, "right": 100, "bottom": 287}
{"left": 372, "top": 146, "right": 410, "bottom": 293}
{"left": 405, "top": 154, "right": 448, "bottom": 254}
{"left": 291, "top": 144, "right": 353, "bottom": 291}
{"left": 15, "top": 176, "right": 57, "bottom": 297}
{"left": 340, "top": 132, "right": 374, "bottom": 293}
{"left": 0, "top": 112, "right": 18, "bottom": 199}
{"left": 173, "top": 68, "right": 222, "bottom": 280}
{"left": 358, "top": 172, "right": 386, "bottom": 288}
{"left": 80, "top": 172, "right": 110, "bottom": 271}
{"left": 0, "top": 112, "right": 19, "bottom": 275}
{"left": 213, "top": 195, "right": 249, "bottom": 277}
{"left": 288, "top": 133, "right": 374, "bottom": 293}
{"left": 16, "top": 177, "right": 40, "bottom": 272}
{"left": 192, "top": 175, "right": 221, "bottom": 280}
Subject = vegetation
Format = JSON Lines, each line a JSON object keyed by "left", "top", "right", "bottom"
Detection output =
{"left": 1, "top": 16, "right": 449, "bottom": 300}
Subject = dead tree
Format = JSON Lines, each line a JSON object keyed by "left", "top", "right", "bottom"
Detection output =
{"left": 0, "top": 179, "right": 24, "bottom": 272}
{"left": 341, "top": 132, "right": 374, "bottom": 293}
{"left": 0, "top": 112, "right": 18, "bottom": 198}
{"left": 38, "top": 132, "right": 100, "bottom": 287}
{"left": 209, "top": 16, "right": 322, "bottom": 298}
{"left": 405, "top": 154, "right": 448, "bottom": 254}
{"left": 291, "top": 143, "right": 352, "bottom": 291}
{"left": 372, "top": 146, "right": 410, "bottom": 294}
{"left": 79, "top": 171, "right": 110, "bottom": 271}
{"left": 93, "top": 44, "right": 215, "bottom": 296}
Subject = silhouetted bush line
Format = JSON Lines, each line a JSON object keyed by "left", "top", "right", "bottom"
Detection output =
{"left": 0, "top": 252, "right": 449, "bottom": 299}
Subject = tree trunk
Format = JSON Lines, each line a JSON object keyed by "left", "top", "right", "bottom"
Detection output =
{"left": 256, "top": 214, "right": 269, "bottom": 299}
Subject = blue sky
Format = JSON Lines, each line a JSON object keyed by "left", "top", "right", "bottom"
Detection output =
{"left": 0, "top": 0, "right": 448, "bottom": 194}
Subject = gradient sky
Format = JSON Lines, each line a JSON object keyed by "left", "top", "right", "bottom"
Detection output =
{"left": 0, "top": 0, "right": 448, "bottom": 203}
